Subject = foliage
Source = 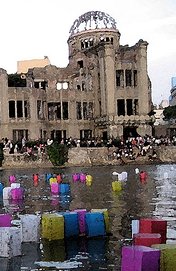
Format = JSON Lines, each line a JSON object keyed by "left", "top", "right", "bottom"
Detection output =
{"left": 163, "top": 105, "right": 176, "bottom": 120}
{"left": 46, "top": 142, "right": 68, "bottom": 166}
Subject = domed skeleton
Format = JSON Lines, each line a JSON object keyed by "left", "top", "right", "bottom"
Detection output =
{"left": 69, "top": 11, "right": 117, "bottom": 36}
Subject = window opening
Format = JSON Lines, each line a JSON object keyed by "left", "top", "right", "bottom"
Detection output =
{"left": 43, "top": 130, "right": 47, "bottom": 141}
{"left": 57, "top": 82, "right": 62, "bottom": 90}
{"left": 37, "top": 100, "right": 44, "bottom": 119}
{"left": 77, "top": 60, "right": 83, "bottom": 69}
{"left": 9, "top": 101, "right": 15, "bottom": 118}
{"left": 80, "top": 129, "right": 92, "bottom": 140}
{"left": 77, "top": 85, "right": 81, "bottom": 90}
{"left": 55, "top": 103, "right": 61, "bottom": 119}
{"left": 50, "top": 130, "right": 55, "bottom": 140}
{"left": 117, "top": 99, "right": 125, "bottom": 116}
{"left": 88, "top": 102, "right": 93, "bottom": 119}
{"left": 51, "top": 130, "right": 66, "bottom": 143}
{"left": 125, "top": 70, "right": 132, "bottom": 87}
{"left": 24, "top": 100, "right": 29, "bottom": 118}
{"left": 89, "top": 38, "right": 93, "bottom": 46}
{"left": 134, "top": 99, "right": 139, "bottom": 115}
{"left": 63, "top": 102, "right": 68, "bottom": 120}
{"left": 34, "top": 80, "right": 47, "bottom": 89}
{"left": 83, "top": 102, "right": 88, "bottom": 120}
{"left": 133, "top": 70, "right": 137, "bottom": 87}
{"left": 76, "top": 102, "right": 82, "bottom": 120}
{"left": 8, "top": 73, "right": 26, "bottom": 87}
{"left": 116, "top": 70, "right": 124, "bottom": 87}
{"left": 39, "top": 129, "right": 43, "bottom": 140}
{"left": 34, "top": 82, "right": 40, "bottom": 88}
{"left": 127, "top": 99, "right": 133, "bottom": 115}
{"left": 48, "top": 102, "right": 61, "bottom": 120}
{"left": 41, "top": 81, "right": 47, "bottom": 90}
{"left": 99, "top": 101, "right": 101, "bottom": 116}
{"left": 81, "top": 41, "right": 84, "bottom": 49}
{"left": 63, "top": 82, "right": 68, "bottom": 89}
{"left": 13, "top": 129, "right": 28, "bottom": 142}
{"left": 55, "top": 130, "right": 62, "bottom": 142}
{"left": 82, "top": 82, "right": 86, "bottom": 91}
{"left": 103, "top": 131, "right": 107, "bottom": 141}
{"left": 85, "top": 40, "right": 89, "bottom": 48}
{"left": 17, "top": 100, "right": 23, "bottom": 118}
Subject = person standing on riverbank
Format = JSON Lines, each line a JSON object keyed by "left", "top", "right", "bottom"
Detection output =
{"left": 0, "top": 140, "right": 4, "bottom": 168}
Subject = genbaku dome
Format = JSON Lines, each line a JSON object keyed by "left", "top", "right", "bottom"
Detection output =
{"left": 0, "top": 11, "right": 153, "bottom": 142}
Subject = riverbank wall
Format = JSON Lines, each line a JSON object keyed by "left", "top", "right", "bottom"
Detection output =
{"left": 2, "top": 146, "right": 176, "bottom": 169}
{"left": 60, "top": 145, "right": 176, "bottom": 166}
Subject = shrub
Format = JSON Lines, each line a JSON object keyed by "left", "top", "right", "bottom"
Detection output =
{"left": 46, "top": 142, "right": 68, "bottom": 166}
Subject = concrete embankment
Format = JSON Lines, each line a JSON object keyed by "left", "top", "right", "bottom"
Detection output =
{"left": 156, "top": 146, "right": 176, "bottom": 163}
{"left": 67, "top": 146, "right": 176, "bottom": 166}
{"left": 2, "top": 146, "right": 176, "bottom": 169}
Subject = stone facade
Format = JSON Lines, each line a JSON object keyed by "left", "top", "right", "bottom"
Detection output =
{"left": 0, "top": 11, "right": 152, "bottom": 143}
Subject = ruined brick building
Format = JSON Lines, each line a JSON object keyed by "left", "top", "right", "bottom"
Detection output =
{"left": 0, "top": 11, "right": 153, "bottom": 143}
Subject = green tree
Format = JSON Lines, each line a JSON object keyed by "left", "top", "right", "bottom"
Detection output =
{"left": 163, "top": 106, "right": 176, "bottom": 120}
{"left": 46, "top": 142, "right": 68, "bottom": 166}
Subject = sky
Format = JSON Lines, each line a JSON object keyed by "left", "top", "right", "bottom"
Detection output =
{"left": 1, "top": 0, "right": 176, "bottom": 105}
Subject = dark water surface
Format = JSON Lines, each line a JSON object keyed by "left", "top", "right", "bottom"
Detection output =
{"left": 0, "top": 163, "right": 176, "bottom": 271}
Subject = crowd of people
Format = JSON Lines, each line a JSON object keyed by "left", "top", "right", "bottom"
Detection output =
{"left": 1, "top": 134, "right": 175, "bottom": 162}
{"left": 63, "top": 135, "right": 168, "bottom": 161}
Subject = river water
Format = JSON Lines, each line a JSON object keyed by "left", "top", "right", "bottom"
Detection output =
{"left": 0, "top": 163, "right": 176, "bottom": 271}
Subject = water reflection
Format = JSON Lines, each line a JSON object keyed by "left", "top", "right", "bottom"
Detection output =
{"left": 152, "top": 164, "right": 176, "bottom": 242}
{"left": 0, "top": 164, "right": 176, "bottom": 270}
